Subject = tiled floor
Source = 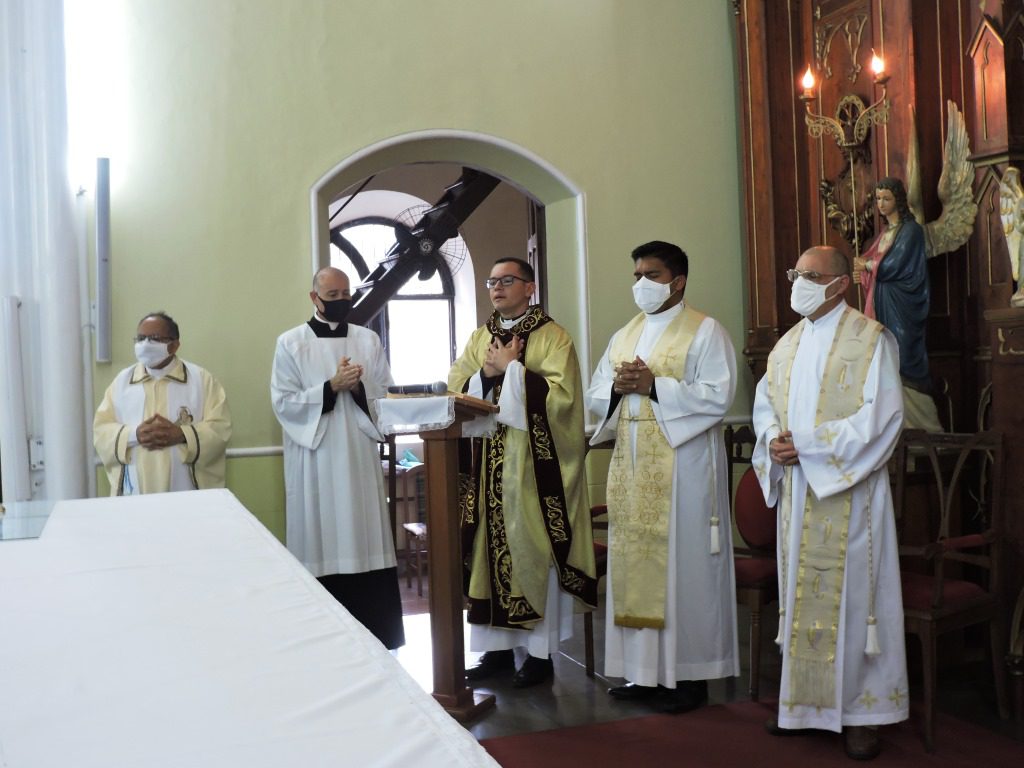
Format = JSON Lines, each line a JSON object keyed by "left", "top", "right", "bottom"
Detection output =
{"left": 393, "top": 574, "right": 1023, "bottom": 746}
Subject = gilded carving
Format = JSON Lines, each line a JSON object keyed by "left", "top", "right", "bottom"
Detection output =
{"left": 820, "top": 175, "right": 875, "bottom": 250}
{"left": 997, "top": 328, "right": 1024, "bottom": 357}
{"left": 815, "top": 12, "right": 869, "bottom": 83}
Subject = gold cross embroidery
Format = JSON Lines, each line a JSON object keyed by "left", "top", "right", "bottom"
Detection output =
{"left": 818, "top": 427, "right": 838, "bottom": 446}
{"left": 859, "top": 689, "right": 878, "bottom": 710}
{"left": 888, "top": 687, "right": 907, "bottom": 707}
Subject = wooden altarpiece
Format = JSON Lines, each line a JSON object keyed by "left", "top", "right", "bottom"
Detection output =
{"left": 733, "top": 0, "right": 1024, "bottom": 720}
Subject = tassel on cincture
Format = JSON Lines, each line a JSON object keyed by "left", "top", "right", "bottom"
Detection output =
{"left": 865, "top": 615, "right": 881, "bottom": 656}
{"left": 709, "top": 516, "right": 720, "bottom": 554}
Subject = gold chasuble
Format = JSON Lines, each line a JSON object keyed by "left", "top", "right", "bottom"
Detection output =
{"left": 606, "top": 306, "right": 706, "bottom": 629}
{"left": 766, "top": 306, "right": 883, "bottom": 708}
{"left": 449, "top": 307, "right": 597, "bottom": 629}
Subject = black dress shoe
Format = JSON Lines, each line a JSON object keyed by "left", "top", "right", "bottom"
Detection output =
{"left": 511, "top": 654, "right": 553, "bottom": 688}
{"left": 844, "top": 726, "right": 881, "bottom": 760}
{"left": 465, "top": 649, "right": 515, "bottom": 682}
{"left": 657, "top": 679, "right": 708, "bottom": 714}
{"left": 607, "top": 683, "right": 662, "bottom": 701}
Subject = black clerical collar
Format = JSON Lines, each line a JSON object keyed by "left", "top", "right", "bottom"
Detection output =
{"left": 307, "top": 316, "right": 348, "bottom": 338}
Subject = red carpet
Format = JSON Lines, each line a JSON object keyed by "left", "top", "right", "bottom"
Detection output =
{"left": 480, "top": 700, "right": 1024, "bottom": 767}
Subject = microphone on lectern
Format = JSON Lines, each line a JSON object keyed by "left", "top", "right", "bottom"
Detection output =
{"left": 387, "top": 381, "right": 448, "bottom": 396}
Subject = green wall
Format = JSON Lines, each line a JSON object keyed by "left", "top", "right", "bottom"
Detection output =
{"left": 91, "top": 0, "right": 747, "bottom": 539}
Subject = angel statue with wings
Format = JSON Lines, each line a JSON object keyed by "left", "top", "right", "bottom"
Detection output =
{"left": 852, "top": 102, "right": 978, "bottom": 432}
{"left": 1000, "top": 167, "right": 1024, "bottom": 308}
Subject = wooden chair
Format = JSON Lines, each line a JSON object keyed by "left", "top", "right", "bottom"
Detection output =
{"left": 402, "top": 521, "right": 428, "bottom": 597}
{"left": 583, "top": 504, "right": 609, "bottom": 677}
{"left": 724, "top": 424, "right": 778, "bottom": 701}
{"left": 732, "top": 465, "right": 778, "bottom": 701}
{"left": 892, "top": 429, "right": 1010, "bottom": 751}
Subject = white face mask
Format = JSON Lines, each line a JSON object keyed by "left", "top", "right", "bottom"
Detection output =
{"left": 790, "top": 275, "right": 841, "bottom": 317}
{"left": 134, "top": 339, "right": 172, "bottom": 368}
{"left": 632, "top": 276, "right": 675, "bottom": 314}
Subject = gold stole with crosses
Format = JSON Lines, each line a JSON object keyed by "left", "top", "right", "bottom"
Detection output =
{"left": 766, "top": 306, "right": 883, "bottom": 708}
{"left": 606, "top": 306, "right": 706, "bottom": 629}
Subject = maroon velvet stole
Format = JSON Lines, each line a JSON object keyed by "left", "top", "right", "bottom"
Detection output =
{"left": 459, "top": 307, "right": 597, "bottom": 629}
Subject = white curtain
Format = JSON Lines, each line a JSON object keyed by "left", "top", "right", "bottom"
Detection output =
{"left": 0, "top": 0, "right": 87, "bottom": 501}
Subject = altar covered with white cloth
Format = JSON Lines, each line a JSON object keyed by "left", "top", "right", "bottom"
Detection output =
{"left": 0, "top": 489, "right": 498, "bottom": 768}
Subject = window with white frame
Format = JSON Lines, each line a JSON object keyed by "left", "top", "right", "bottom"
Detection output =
{"left": 330, "top": 218, "right": 458, "bottom": 384}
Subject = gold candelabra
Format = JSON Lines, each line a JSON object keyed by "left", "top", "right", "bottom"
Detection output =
{"left": 799, "top": 54, "right": 891, "bottom": 261}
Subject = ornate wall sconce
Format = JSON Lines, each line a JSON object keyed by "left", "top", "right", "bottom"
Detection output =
{"left": 799, "top": 53, "right": 891, "bottom": 260}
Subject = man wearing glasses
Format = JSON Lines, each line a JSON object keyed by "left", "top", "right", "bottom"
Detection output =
{"left": 94, "top": 311, "right": 231, "bottom": 496}
{"left": 751, "top": 246, "right": 907, "bottom": 760}
{"left": 449, "top": 257, "right": 597, "bottom": 688}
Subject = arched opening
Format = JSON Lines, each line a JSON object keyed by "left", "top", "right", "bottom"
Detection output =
{"left": 310, "top": 130, "right": 591, "bottom": 374}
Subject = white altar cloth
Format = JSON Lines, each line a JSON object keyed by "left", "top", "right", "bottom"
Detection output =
{"left": 0, "top": 489, "right": 498, "bottom": 768}
{"left": 376, "top": 396, "right": 496, "bottom": 438}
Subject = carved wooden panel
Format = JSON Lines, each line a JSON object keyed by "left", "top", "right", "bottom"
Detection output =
{"left": 969, "top": 20, "right": 1009, "bottom": 155}
{"left": 1006, "top": 9, "right": 1024, "bottom": 149}
{"left": 734, "top": 0, "right": 809, "bottom": 376}
{"left": 977, "top": 170, "right": 1014, "bottom": 301}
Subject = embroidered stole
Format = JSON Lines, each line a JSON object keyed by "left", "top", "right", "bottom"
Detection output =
{"left": 767, "top": 307, "right": 883, "bottom": 708}
{"left": 460, "top": 307, "right": 597, "bottom": 628}
{"left": 115, "top": 361, "right": 205, "bottom": 495}
{"left": 606, "top": 306, "right": 706, "bottom": 628}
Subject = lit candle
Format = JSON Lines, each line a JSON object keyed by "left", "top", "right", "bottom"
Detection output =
{"left": 870, "top": 51, "right": 885, "bottom": 77}
{"left": 800, "top": 66, "right": 815, "bottom": 98}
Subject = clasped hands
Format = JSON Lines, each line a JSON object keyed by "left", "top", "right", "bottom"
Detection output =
{"left": 483, "top": 335, "right": 522, "bottom": 378}
{"left": 769, "top": 430, "right": 800, "bottom": 466}
{"left": 136, "top": 414, "right": 186, "bottom": 450}
{"left": 613, "top": 356, "right": 654, "bottom": 396}
{"left": 330, "top": 356, "right": 363, "bottom": 393}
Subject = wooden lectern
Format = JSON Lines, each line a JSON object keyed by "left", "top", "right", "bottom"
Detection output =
{"left": 417, "top": 396, "right": 498, "bottom": 722}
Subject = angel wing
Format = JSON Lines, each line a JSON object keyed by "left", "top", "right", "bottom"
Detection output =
{"left": 1000, "top": 167, "right": 1024, "bottom": 282}
{"left": 925, "top": 101, "right": 978, "bottom": 258}
{"left": 905, "top": 106, "right": 927, "bottom": 227}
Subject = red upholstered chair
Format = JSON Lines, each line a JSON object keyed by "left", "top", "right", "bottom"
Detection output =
{"left": 724, "top": 423, "right": 780, "bottom": 701}
{"left": 892, "top": 429, "right": 1010, "bottom": 752}
{"left": 732, "top": 465, "right": 778, "bottom": 701}
{"left": 583, "top": 504, "right": 609, "bottom": 678}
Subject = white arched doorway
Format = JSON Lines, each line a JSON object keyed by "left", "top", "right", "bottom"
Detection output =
{"left": 309, "top": 130, "right": 591, "bottom": 374}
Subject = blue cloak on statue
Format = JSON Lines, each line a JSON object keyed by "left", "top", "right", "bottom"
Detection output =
{"left": 871, "top": 218, "right": 931, "bottom": 390}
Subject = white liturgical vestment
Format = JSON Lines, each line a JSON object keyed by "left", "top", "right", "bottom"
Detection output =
{"left": 94, "top": 357, "right": 231, "bottom": 495}
{"left": 586, "top": 302, "right": 740, "bottom": 687}
{"left": 752, "top": 301, "right": 909, "bottom": 733}
{"left": 271, "top": 322, "right": 396, "bottom": 577}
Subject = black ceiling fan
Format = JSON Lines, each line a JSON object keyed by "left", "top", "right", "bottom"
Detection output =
{"left": 336, "top": 167, "right": 500, "bottom": 326}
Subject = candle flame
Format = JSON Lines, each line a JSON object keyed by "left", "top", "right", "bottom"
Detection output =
{"left": 801, "top": 66, "right": 815, "bottom": 90}
{"left": 870, "top": 52, "right": 884, "bottom": 75}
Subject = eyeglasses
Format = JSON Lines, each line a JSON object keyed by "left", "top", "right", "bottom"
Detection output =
{"left": 484, "top": 275, "right": 531, "bottom": 289}
{"left": 134, "top": 334, "right": 177, "bottom": 343}
{"left": 785, "top": 268, "right": 844, "bottom": 283}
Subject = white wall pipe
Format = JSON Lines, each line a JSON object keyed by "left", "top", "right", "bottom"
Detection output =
{"left": 94, "top": 157, "right": 111, "bottom": 362}
{"left": 75, "top": 188, "right": 97, "bottom": 498}
{"left": 0, "top": 297, "right": 33, "bottom": 501}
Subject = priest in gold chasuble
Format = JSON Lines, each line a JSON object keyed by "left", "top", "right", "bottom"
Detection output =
{"left": 95, "top": 312, "right": 231, "bottom": 496}
{"left": 586, "top": 241, "right": 738, "bottom": 714}
{"left": 752, "top": 247, "right": 907, "bottom": 756}
{"left": 449, "top": 257, "right": 597, "bottom": 688}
